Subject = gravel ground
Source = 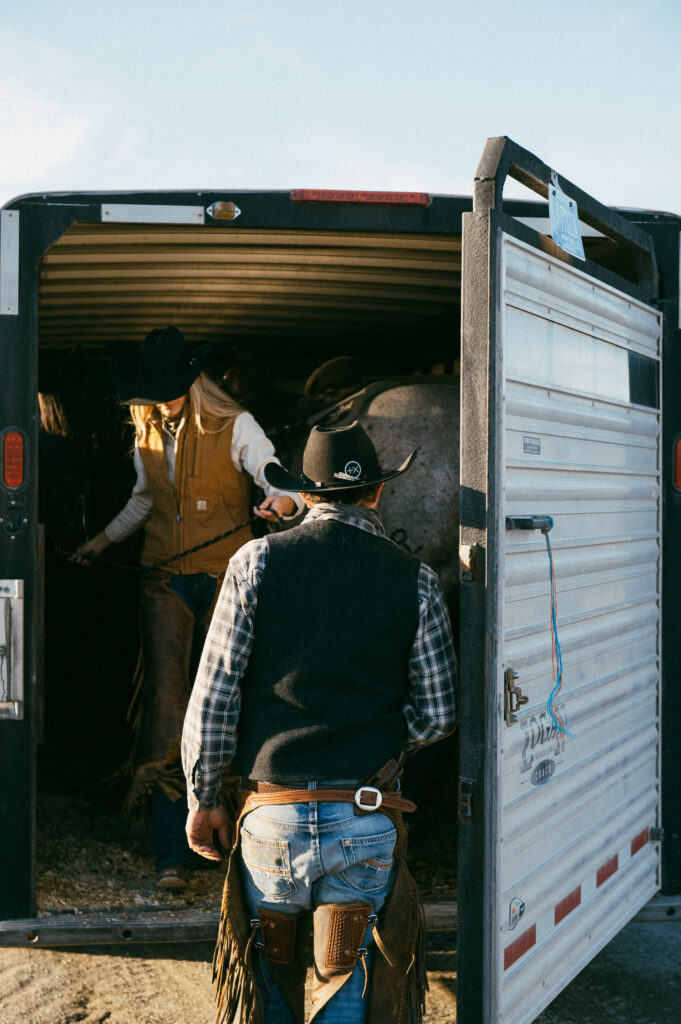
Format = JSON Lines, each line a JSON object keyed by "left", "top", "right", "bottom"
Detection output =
{"left": 0, "top": 933, "right": 457, "bottom": 1024}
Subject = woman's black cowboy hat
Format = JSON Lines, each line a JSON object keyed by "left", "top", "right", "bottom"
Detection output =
{"left": 264, "top": 421, "right": 417, "bottom": 493}
{"left": 115, "top": 326, "right": 210, "bottom": 404}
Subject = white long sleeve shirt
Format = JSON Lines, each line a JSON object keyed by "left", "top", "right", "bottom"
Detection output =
{"left": 104, "top": 410, "right": 303, "bottom": 544}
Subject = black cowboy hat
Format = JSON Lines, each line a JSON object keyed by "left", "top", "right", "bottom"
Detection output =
{"left": 115, "top": 326, "right": 210, "bottom": 404}
{"left": 264, "top": 421, "right": 417, "bottom": 493}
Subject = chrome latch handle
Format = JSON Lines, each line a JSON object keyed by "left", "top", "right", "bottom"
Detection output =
{"left": 504, "top": 666, "right": 529, "bottom": 726}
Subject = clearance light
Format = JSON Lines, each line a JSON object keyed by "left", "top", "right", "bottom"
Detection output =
{"left": 2, "top": 429, "right": 25, "bottom": 490}
{"left": 206, "top": 202, "right": 241, "bottom": 220}
{"left": 675, "top": 438, "right": 681, "bottom": 491}
{"left": 290, "top": 189, "right": 431, "bottom": 206}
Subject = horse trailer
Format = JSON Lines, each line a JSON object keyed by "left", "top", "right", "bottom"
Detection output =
{"left": 1, "top": 136, "right": 679, "bottom": 1024}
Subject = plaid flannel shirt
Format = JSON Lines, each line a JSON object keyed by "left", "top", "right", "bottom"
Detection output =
{"left": 182, "top": 503, "right": 458, "bottom": 810}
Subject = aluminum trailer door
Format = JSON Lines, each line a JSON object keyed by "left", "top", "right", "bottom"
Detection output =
{"left": 458, "top": 138, "right": 662, "bottom": 1024}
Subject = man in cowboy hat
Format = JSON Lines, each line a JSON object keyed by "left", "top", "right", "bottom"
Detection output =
{"left": 182, "top": 421, "right": 457, "bottom": 1023}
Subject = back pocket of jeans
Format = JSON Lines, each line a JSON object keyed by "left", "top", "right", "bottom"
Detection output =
{"left": 240, "top": 829, "right": 296, "bottom": 898}
{"left": 338, "top": 827, "right": 397, "bottom": 894}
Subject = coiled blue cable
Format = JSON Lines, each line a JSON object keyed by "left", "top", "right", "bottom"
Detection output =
{"left": 543, "top": 522, "right": 572, "bottom": 738}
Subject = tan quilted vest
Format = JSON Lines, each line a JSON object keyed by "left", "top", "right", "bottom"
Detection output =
{"left": 139, "top": 408, "right": 253, "bottom": 574}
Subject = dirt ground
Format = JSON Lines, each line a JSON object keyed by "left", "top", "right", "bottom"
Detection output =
{"left": 3, "top": 921, "right": 681, "bottom": 1024}
{"left": 0, "top": 933, "right": 458, "bottom": 1024}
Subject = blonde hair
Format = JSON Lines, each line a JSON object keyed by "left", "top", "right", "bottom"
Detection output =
{"left": 39, "top": 393, "right": 70, "bottom": 436}
{"left": 130, "top": 372, "right": 244, "bottom": 445}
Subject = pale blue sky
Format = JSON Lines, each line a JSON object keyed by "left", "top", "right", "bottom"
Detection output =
{"left": 2, "top": 0, "right": 680, "bottom": 214}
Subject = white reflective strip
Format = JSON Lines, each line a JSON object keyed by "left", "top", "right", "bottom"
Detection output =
{"left": 101, "top": 204, "right": 205, "bottom": 225}
{"left": 535, "top": 907, "right": 554, "bottom": 945}
{"left": 0, "top": 210, "right": 19, "bottom": 315}
{"left": 581, "top": 871, "right": 596, "bottom": 903}
{"left": 0, "top": 579, "right": 24, "bottom": 720}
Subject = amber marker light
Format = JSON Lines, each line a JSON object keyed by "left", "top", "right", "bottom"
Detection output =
{"left": 206, "top": 202, "right": 241, "bottom": 220}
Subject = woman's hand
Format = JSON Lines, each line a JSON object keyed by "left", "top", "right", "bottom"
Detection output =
{"left": 69, "top": 530, "right": 111, "bottom": 565}
{"left": 254, "top": 494, "right": 297, "bottom": 522}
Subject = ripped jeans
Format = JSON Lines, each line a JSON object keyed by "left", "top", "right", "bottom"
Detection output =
{"left": 238, "top": 786, "right": 397, "bottom": 1024}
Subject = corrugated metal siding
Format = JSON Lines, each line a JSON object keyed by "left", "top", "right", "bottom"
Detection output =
{"left": 496, "top": 238, "right": 661, "bottom": 1024}
{"left": 38, "top": 224, "right": 461, "bottom": 348}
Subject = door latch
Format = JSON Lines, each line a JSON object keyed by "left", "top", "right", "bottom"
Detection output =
{"left": 505, "top": 666, "right": 528, "bottom": 725}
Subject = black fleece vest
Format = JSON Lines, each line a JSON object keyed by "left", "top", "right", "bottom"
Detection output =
{"left": 232, "top": 518, "right": 421, "bottom": 783}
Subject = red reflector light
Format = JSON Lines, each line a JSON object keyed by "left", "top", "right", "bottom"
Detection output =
{"left": 3, "top": 429, "right": 24, "bottom": 489}
{"left": 290, "top": 189, "right": 430, "bottom": 206}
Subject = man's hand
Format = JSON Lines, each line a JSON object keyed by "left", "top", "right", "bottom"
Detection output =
{"left": 186, "top": 806, "right": 231, "bottom": 861}
{"left": 254, "top": 494, "right": 297, "bottom": 522}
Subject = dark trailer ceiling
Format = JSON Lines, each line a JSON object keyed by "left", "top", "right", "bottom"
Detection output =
{"left": 37, "top": 222, "right": 463, "bottom": 379}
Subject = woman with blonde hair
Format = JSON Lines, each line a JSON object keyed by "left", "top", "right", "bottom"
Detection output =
{"left": 74, "top": 326, "right": 301, "bottom": 890}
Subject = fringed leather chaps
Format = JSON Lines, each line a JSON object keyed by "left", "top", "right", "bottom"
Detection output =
{"left": 367, "top": 858, "right": 428, "bottom": 1024}
{"left": 257, "top": 908, "right": 311, "bottom": 1024}
{"left": 213, "top": 842, "right": 265, "bottom": 1024}
{"left": 214, "top": 781, "right": 427, "bottom": 1024}
{"left": 126, "top": 570, "right": 221, "bottom": 808}
{"left": 310, "top": 901, "right": 373, "bottom": 1020}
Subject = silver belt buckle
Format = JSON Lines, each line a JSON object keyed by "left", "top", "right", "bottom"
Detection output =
{"left": 354, "top": 786, "right": 383, "bottom": 811}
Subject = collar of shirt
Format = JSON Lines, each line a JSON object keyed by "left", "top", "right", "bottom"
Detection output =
{"left": 304, "top": 502, "right": 385, "bottom": 537}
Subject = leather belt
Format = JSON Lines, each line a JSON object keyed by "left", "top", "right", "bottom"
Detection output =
{"left": 238, "top": 778, "right": 416, "bottom": 814}
{"left": 240, "top": 779, "right": 360, "bottom": 793}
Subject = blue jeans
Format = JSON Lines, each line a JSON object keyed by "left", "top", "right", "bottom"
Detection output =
{"left": 152, "top": 768, "right": 198, "bottom": 872}
{"left": 239, "top": 786, "right": 398, "bottom": 1024}
{"left": 166, "top": 571, "right": 219, "bottom": 624}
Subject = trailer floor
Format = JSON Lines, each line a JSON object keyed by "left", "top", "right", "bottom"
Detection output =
{"left": 34, "top": 768, "right": 457, "bottom": 916}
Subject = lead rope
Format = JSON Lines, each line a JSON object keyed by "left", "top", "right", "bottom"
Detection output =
{"left": 58, "top": 511, "right": 281, "bottom": 572}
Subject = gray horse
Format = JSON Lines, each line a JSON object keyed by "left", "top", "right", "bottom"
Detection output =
{"left": 285, "top": 376, "right": 461, "bottom": 612}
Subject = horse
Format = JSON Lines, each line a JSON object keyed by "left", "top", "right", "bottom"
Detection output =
{"left": 272, "top": 375, "right": 461, "bottom": 613}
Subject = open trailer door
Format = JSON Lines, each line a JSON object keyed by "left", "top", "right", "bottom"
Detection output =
{"left": 457, "top": 138, "right": 662, "bottom": 1024}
